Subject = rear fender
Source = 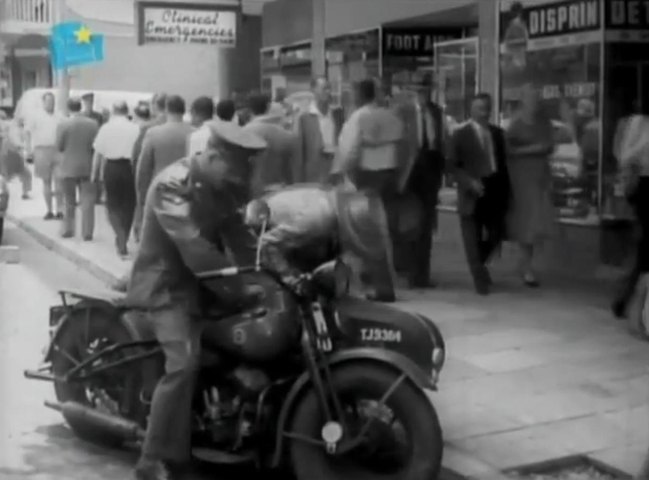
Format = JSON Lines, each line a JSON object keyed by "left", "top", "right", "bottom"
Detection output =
{"left": 269, "top": 347, "right": 435, "bottom": 467}
{"left": 43, "top": 300, "right": 136, "bottom": 363}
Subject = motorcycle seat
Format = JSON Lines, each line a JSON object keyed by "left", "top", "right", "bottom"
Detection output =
{"left": 58, "top": 288, "right": 127, "bottom": 307}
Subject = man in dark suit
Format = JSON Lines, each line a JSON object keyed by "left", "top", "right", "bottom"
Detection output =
{"left": 56, "top": 97, "right": 99, "bottom": 239}
{"left": 400, "top": 76, "right": 447, "bottom": 288}
{"left": 451, "top": 93, "right": 510, "bottom": 295}
{"left": 293, "top": 76, "right": 344, "bottom": 183}
{"left": 134, "top": 94, "right": 191, "bottom": 239}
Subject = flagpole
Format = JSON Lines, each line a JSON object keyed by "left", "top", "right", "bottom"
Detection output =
{"left": 54, "top": 0, "right": 70, "bottom": 115}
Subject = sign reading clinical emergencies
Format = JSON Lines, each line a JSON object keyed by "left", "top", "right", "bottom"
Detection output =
{"left": 136, "top": 2, "right": 238, "bottom": 47}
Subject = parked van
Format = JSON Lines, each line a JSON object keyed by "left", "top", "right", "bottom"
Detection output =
{"left": 14, "top": 88, "right": 154, "bottom": 127}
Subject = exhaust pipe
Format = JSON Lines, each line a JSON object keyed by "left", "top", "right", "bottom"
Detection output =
{"left": 46, "top": 400, "right": 145, "bottom": 441}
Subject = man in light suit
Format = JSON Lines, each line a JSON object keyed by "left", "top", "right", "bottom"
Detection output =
{"left": 134, "top": 95, "right": 192, "bottom": 236}
{"left": 395, "top": 75, "right": 447, "bottom": 288}
{"left": 451, "top": 93, "right": 510, "bottom": 295}
{"left": 56, "top": 97, "right": 99, "bottom": 240}
{"left": 293, "top": 76, "right": 344, "bottom": 183}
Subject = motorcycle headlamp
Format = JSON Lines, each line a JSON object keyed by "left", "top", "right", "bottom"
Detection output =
{"left": 312, "top": 259, "right": 351, "bottom": 298}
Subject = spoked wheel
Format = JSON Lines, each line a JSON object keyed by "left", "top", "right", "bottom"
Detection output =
{"left": 51, "top": 306, "right": 143, "bottom": 447}
{"left": 288, "top": 364, "right": 443, "bottom": 480}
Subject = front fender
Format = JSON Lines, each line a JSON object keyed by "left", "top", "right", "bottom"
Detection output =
{"left": 270, "top": 347, "right": 435, "bottom": 467}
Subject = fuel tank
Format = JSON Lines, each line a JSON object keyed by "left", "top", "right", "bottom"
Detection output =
{"left": 201, "top": 280, "right": 301, "bottom": 363}
{"left": 333, "top": 296, "right": 445, "bottom": 374}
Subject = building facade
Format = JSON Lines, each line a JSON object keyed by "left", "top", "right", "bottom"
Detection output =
{"left": 0, "top": 0, "right": 267, "bottom": 109}
{"left": 261, "top": 0, "right": 649, "bottom": 277}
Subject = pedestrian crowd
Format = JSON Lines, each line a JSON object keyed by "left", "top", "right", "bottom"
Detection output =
{"left": 1, "top": 78, "right": 647, "bottom": 312}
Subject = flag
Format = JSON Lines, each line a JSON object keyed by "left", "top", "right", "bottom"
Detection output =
{"left": 50, "top": 21, "right": 104, "bottom": 70}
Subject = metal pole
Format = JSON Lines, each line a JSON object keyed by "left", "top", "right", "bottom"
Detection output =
{"left": 54, "top": 0, "right": 69, "bottom": 114}
{"left": 311, "top": 0, "right": 326, "bottom": 77}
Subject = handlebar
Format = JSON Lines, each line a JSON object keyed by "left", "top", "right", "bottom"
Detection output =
{"left": 196, "top": 265, "right": 262, "bottom": 280}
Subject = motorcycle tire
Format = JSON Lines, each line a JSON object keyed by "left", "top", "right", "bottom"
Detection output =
{"left": 288, "top": 363, "right": 443, "bottom": 480}
{"left": 51, "top": 306, "right": 142, "bottom": 448}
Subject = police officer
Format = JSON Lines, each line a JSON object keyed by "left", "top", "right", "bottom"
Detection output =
{"left": 126, "top": 121, "right": 266, "bottom": 480}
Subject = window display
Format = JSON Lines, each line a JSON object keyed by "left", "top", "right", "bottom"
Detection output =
{"left": 326, "top": 29, "right": 379, "bottom": 112}
{"left": 381, "top": 27, "right": 466, "bottom": 96}
{"left": 499, "top": 0, "right": 602, "bottom": 224}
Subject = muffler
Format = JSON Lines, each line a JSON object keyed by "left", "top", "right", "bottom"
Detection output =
{"left": 45, "top": 400, "right": 145, "bottom": 441}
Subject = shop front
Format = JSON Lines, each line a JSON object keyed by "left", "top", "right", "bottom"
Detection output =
{"left": 260, "top": 42, "right": 312, "bottom": 97}
{"left": 325, "top": 28, "right": 380, "bottom": 112}
{"left": 495, "top": 0, "right": 649, "bottom": 267}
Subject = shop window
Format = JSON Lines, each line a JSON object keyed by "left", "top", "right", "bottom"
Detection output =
{"left": 498, "top": 0, "right": 602, "bottom": 225}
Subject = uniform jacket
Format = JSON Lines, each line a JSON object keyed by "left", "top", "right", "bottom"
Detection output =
{"left": 125, "top": 153, "right": 257, "bottom": 312}
{"left": 56, "top": 114, "right": 100, "bottom": 179}
{"left": 243, "top": 114, "right": 296, "bottom": 197}
{"left": 450, "top": 121, "right": 510, "bottom": 217}
{"left": 293, "top": 106, "right": 344, "bottom": 183}
{"left": 333, "top": 103, "right": 403, "bottom": 176}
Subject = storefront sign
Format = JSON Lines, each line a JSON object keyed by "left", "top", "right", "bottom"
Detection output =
{"left": 606, "top": 0, "right": 649, "bottom": 28}
{"left": 137, "top": 2, "right": 237, "bottom": 47}
{"left": 381, "top": 28, "right": 465, "bottom": 57}
{"left": 605, "top": 0, "right": 649, "bottom": 42}
{"left": 279, "top": 45, "right": 311, "bottom": 67}
{"left": 500, "top": 0, "right": 601, "bottom": 51}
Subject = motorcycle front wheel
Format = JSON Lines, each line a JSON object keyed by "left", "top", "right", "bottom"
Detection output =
{"left": 288, "top": 363, "right": 443, "bottom": 480}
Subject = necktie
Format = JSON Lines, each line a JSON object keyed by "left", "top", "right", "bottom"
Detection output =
{"left": 481, "top": 127, "right": 496, "bottom": 174}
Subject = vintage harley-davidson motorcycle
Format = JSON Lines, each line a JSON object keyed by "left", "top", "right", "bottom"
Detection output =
{"left": 24, "top": 200, "right": 447, "bottom": 480}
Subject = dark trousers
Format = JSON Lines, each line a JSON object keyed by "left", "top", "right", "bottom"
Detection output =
{"left": 139, "top": 307, "right": 200, "bottom": 463}
{"left": 405, "top": 150, "right": 443, "bottom": 287}
{"left": 103, "top": 159, "right": 136, "bottom": 253}
{"left": 459, "top": 177, "right": 504, "bottom": 290}
{"left": 614, "top": 177, "right": 649, "bottom": 311}
{"left": 60, "top": 176, "right": 95, "bottom": 238}
{"left": 353, "top": 169, "right": 397, "bottom": 298}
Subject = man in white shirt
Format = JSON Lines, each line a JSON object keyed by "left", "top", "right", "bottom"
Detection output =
{"left": 91, "top": 101, "right": 141, "bottom": 257}
{"left": 26, "top": 92, "right": 63, "bottom": 219}
{"left": 187, "top": 96, "right": 214, "bottom": 158}
{"left": 334, "top": 79, "right": 403, "bottom": 303}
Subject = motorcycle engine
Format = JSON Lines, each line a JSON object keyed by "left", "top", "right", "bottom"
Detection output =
{"left": 198, "top": 366, "right": 270, "bottom": 447}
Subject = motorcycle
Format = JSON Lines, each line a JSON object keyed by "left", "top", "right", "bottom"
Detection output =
{"left": 24, "top": 199, "right": 447, "bottom": 480}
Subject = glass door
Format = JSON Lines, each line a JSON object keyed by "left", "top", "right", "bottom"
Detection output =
{"left": 434, "top": 37, "right": 479, "bottom": 129}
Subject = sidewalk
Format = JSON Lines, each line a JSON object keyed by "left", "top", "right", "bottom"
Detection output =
{"left": 6, "top": 180, "right": 649, "bottom": 479}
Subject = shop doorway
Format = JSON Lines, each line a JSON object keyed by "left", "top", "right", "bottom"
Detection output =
{"left": 608, "top": 62, "right": 649, "bottom": 114}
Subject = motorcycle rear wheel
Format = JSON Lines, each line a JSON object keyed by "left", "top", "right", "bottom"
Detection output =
{"left": 51, "top": 306, "right": 142, "bottom": 447}
{"left": 288, "top": 363, "right": 443, "bottom": 480}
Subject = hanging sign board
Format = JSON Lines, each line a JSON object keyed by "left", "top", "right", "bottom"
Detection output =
{"left": 137, "top": 2, "right": 238, "bottom": 47}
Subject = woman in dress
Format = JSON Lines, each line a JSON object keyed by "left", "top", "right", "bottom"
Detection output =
{"left": 506, "top": 83, "right": 556, "bottom": 287}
